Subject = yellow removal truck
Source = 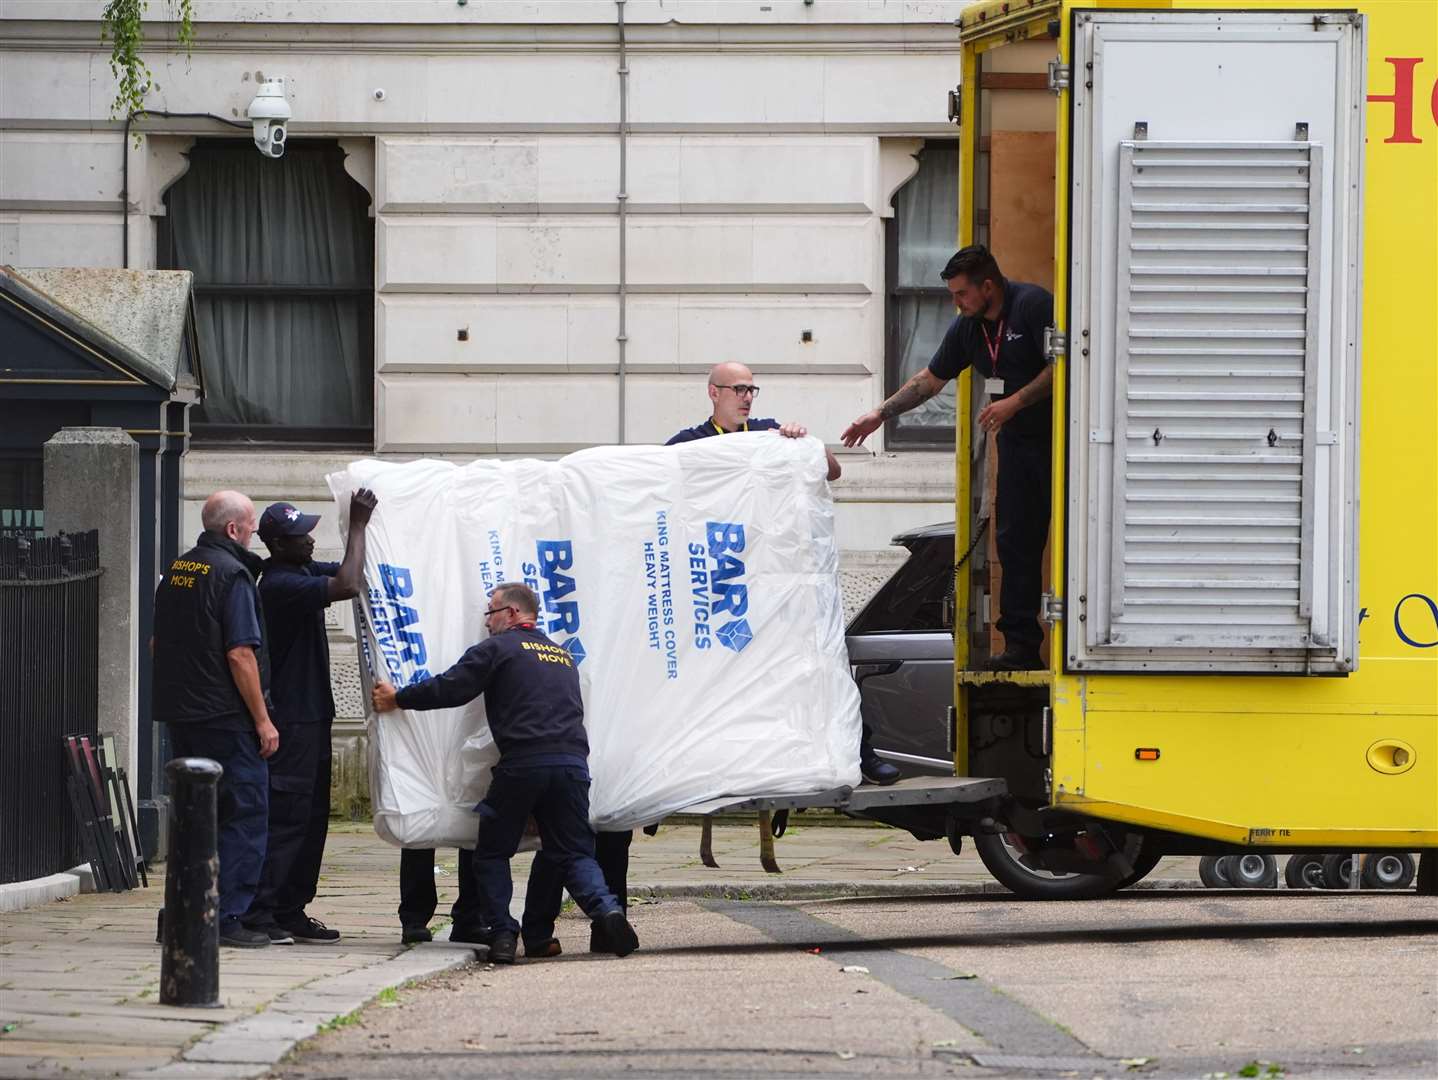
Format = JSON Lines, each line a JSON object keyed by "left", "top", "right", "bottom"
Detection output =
{"left": 951, "top": 0, "right": 1437, "bottom": 895}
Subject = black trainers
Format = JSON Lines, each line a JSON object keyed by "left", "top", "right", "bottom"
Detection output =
{"left": 597, "top": 911, "right": 639, "bottom": 958}
{"left": 523, "top": 937, "right": 562, "bottom": 959}
{"left": 255, "top": 923, "right": 294, "bottom": 945}
{"left": 219, "top": 917, "right": 270, "bottom": 948}
{"left": 449, "top": 923, "right": 489, "bottom": 945}
{"left": 487, "top": 930, "right": 518, "bottom": 965}
{"left": 860, "top": 757, "right": 901, "bottom": 786}
{"left": 401, "top": 924, "right": 432, "bottom": 945}
{"left": 278, "top": 915, "right": 340, "bottom": 944}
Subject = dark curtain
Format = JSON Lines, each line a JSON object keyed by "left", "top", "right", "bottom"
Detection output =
{"left": 164, "top": 141, "right": 373, "bottom": 437}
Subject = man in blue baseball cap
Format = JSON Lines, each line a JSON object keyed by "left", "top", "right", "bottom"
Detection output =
{"left": 243, "top": 489, "right": 376, "bottom": 944}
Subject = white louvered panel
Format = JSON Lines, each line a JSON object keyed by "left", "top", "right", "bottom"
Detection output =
{"left": 1105, "top": 142, "right": 1321, "bottom": 649}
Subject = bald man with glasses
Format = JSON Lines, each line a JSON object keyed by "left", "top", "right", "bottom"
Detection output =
{"left": 666, "top": 361, "right": 842, "bottom": 482}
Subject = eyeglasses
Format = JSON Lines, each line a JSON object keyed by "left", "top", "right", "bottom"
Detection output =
{"left": 713, "top": 384, "right": 761, "bottom": 399}
{"left": 483, "top": 605, "right": 516, "bottom": 618}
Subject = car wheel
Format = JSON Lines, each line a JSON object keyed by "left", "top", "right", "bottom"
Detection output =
{"left": 1226, "top": 853, "right": 1278, "bottom": 888}
{"left": 1284, "top": 854, "right": 1326, "bottom": 889}
{"left": 972, "top": 829, "right": 1143, "bottom": 901}
{"left": 1198, "top": 854, "right": 1231, "bottom": 888}
{"left": 1360, "top": 852, "right": 1415, "bottom": 890}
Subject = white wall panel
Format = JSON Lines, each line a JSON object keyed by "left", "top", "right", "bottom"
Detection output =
{"left": 378, "top": 215, "right": 874, "bottom": 292}
{"left": 0, "top": 132, "right": 123, "bottom": 204}
{"left": 378, "top": 217, "right": 498, "bottom": 290}
{"left": 376, "top": 135, "right": 877, "bottom": 212}
{"left": 378, "top": 293, "right": 879, "bottom": 373}
{"left": 822, "top": 54, "right": 960, "bottom": 128}
{"left": 0, "top": 212, "right": 122, "bottom": 266}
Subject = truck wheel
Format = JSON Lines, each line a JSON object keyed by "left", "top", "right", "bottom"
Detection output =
{"left": 1284, "top": 854, "right": 1326, "bottom": 889}
{"left": 1198, "top": 854, "right": 1231, "bottom": 888}
{"left": 1116, "top": 850, "right": 1164, "bottom": 889}
{"left": 1321, "top": 853, "right": 1357, "bottom": 889}
{"left": 1226, "top": 853, "right": 1278, "bottom": 888}
{"left": 1360, "top": 853, "right": 1415, "bottom": 890}
{"left": 972, "top": 831, "right": 1130, "bottom": 900}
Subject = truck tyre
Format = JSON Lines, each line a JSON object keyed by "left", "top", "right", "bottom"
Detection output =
{"left": 1321, "top": 853, "right": 1358, "bottom": 889}
{"left": 1419, "top": 852, "right": 1438, "bottom": 896}
{"left": 1284, "top": 854, "right": 1326, "bottom": 889}
{"left": 1360, "top": 853, "right": 1415, "bottom": 890}
{"left": 1116, "top": 850, "right": 1164, "bottom": 890}
{"left": 972, "top": 831, "right": 1129, "bottom": 900}
{"left": 1198, "top": 854, "right": 1231, "bottom": 888}
{"left": 1226, "top": 853, "right": 1278, "bottom": 888}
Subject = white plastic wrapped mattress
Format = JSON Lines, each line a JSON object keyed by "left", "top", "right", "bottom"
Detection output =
{"left": 327, "top": 433, "right": 861, "bottom": 848}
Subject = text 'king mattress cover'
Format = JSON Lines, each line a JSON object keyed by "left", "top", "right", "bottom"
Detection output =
{"left": 327, "top": 433, "right": 862, "bottom": 847}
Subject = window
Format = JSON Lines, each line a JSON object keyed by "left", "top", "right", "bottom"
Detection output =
{"left": 159, "top": 140, "right": 374, "bottom": 446}
{"left": 849, "top": 535, "right": 956, "bottom": 635}
{"left": 885, "top": 141, "right": 960, "bottom": 448}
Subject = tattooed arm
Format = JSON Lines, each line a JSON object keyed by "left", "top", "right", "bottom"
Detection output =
{"left": 840, "top": 369, "right": 950, "bottom": 447}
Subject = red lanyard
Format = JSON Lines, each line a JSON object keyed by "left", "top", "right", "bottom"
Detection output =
{"left": 981, "top": 319, "right": 1005, "bottom": 372}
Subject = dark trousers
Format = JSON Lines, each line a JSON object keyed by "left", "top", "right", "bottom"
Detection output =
{"left": 522, "top": 829, "right": 632, "bottom": 946}
{"left": 247, "top": 720, "right": 332, "bottom": 927}
{"left": 398, "top": 847, "right": 482, "bottom": 931}
{"left": 474, "top": 764, "right": 620, "bottom": 937}
{"left": 995, "top": 429, "right": 1053, "bottom": 655}
{"left": 168, "top": 725, "right": 268, "bottom": 922}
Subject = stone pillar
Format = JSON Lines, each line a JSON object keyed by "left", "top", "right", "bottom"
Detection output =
{"left": 43, "top": 428, "right": 140, "bottom": 779}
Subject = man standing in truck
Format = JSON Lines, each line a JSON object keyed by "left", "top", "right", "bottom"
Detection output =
{"left": 842, "top": 245, "right": 1053, "bottom": 671}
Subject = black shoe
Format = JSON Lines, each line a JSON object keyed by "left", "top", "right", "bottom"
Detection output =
{"left": 597, "top": 911, "right": 639, "bottom": 958}
{"left": 401, "top": 924, "right": 432, "bottom": 945}
{"left": 254, "top": 923, "right": 295, "bottom": 945}
{"left": 523, "top": 937, "right": 562, "bottom": 959}
{"left": 278, "top": 915, "right": 340, "bottom": 944}
{"left": 986, "top": 649, "right": 1043, "bottom": 672}
{"left": 219, "top": 917, "right": 270, "bottom": 948}
{"left": 860, "top": 757, "right": 901, "bottom": 786}
{"left": 449, "top": 923, "right": 489, "bottom": 945}
{"left": 487, "top": 931, "right": 518, "bottom": 965}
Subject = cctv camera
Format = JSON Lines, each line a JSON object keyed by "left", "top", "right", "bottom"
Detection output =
{"left": 247, "top": 78, "right": 291, "bottom": 159}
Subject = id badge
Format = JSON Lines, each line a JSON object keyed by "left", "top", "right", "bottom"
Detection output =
{"left": 984, "top": 377, "right": 1005, "bottom": 397}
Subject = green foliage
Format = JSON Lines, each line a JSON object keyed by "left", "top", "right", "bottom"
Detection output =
{"left": 100, "top": 0, "right": 196, "bottom": 121}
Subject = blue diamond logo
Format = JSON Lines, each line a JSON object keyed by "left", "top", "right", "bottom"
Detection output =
{"left": 562, "top": 637, "right": 587, "bottom": 665}
{"left": 716, "top": 618, "right": 753, "bottom": 653}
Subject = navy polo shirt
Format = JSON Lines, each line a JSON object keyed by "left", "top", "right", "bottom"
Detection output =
{"left": 928, "top": 280, "right": 1054, "bottom": 440}
{"left": 665, "top": 416, "right": 781, "bottom": 445}
{"left": 258, "top": 559, "right": 340, "bottom": 725}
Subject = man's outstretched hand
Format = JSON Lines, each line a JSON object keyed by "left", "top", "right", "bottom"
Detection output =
{"left": 840, "top": 410, "right": 883, "bottom": 447}
{"left": 372, "top": 680, "right": 399, "bottom": 713}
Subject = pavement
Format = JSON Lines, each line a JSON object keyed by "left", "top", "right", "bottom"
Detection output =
{"left": 273, "top": 891, "right": 1438, "bottom": 1080}
{"left": 0, "top": 818, "right": 1209, "bottom": 1079}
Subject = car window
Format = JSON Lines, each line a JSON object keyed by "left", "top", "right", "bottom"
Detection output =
{"left": 849, "top": 536, "right": 955, "bottom": 634}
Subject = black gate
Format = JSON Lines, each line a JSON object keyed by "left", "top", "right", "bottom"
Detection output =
{"left": 0, "top": 530, "right": 100, "bottom": 883}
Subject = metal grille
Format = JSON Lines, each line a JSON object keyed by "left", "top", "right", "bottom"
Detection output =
{"left": 1105, "top": 141, "right": 1320, "bottom": 649}
{"left": 0, "top": 530, "right": 100, "bottom": 883}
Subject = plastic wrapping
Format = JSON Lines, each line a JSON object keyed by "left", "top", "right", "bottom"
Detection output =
{"left": 327, "top": 433, "right": 861, "bottom": 847}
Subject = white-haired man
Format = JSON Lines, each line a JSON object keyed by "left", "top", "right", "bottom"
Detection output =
{"left": 152, "top": 490, "right": 279, "bottom": 948}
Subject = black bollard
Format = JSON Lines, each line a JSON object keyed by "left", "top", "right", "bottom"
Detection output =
{"left": 160, "top": 757, "right": 224, "bottom": 1008}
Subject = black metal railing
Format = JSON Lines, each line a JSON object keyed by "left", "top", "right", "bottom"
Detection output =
{"left": 0, "top": 530, "right": 101, "bottom": 884}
